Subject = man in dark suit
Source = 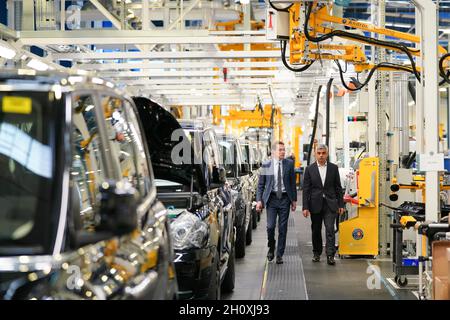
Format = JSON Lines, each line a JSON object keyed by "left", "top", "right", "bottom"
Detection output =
{"left": 256, "top": 141, "right": 297, "bottom": 264}
{"left": 302, "top": 144, "right": 344, "bottom": 265}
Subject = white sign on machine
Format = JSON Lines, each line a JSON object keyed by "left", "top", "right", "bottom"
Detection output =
{"left": 418, "top": 153, "right": 444, "bottom": 171}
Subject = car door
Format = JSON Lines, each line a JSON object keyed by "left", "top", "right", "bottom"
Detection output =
{"left": 66, "top": 91, "right": 125, "bottom": 299}
{"left": 97, "top": 93, "right": 176, "bottom": 299}
{"left": 121, "top": 98, "right": 177, "bottom": 299}
{"left": 204, "top": 130, "right": 232, "bottom": 274}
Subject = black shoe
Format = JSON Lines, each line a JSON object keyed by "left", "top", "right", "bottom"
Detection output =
{"left": 267, "top": 249, "right": 275, "bottom": 261}
{"left": 312, "top": 255, "right": 320, "bottom": 263}
{"left": 276, "top": 256, "right": 283, "bottom": 264}
{"left": 327, "top": 256, "right": 336, "bottom": 266}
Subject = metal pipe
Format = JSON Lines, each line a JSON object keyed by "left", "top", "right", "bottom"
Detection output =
{"left": 417, "top": 231, "right": 423, "bottom": 298}
{"left": 307, "top": 85, "right": 322, "bottom": 166}
{"left": 394, "top": 73, "right": 409, "bottom": 158}
{"left": 325, "top": 78, "right": 333, "bottom": 148}
{"left": 389, "top": 69, "right": 400, "bottom": 167}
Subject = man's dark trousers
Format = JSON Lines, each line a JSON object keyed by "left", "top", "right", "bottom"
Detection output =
{"left": 311, "top": 204, "right": 337, "bottom": 257}
{"left": 267, "top": 193, "right": 290, "bottom": 258}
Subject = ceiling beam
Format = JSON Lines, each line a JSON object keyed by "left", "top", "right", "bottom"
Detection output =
{"left": 118, "top": 77, "right": 315, "bottom": 85}
{"left": 124, "top": 84, "right": 308, "bottom": 90}
{"left": 18, "top": 31, "right": 274, "bottom": 45}
{"left": 78, "top": 61, "right": 284, "bottom": 70}
{"left": 149, "top": 85, "right": 297, "bottom": 90}
{"left": 51, "top": 50, "right": 281, "bottom": 60}
{"left": 103, "top": 69, "right": 285, "bottom": 78}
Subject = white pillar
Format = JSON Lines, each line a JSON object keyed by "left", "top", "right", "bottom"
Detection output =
{"left": 415, "top": 6, "right": 424, "bottom": 155}
{"left": 414, "top": 0, "right": 440, "bottom": 222}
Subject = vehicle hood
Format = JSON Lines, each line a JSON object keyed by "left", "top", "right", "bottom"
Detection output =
{"left": 133, "top": 98, "right": 206, "bottom": 192}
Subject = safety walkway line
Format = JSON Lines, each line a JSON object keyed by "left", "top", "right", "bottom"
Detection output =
{"left": 298, "top": 245, "right": 309, "bottom": 300}
{"left": 260, "top": 214, "right": 308, "bottom": 300}
{"left": 259, "top": 258, "right": 269, "bottom": 300}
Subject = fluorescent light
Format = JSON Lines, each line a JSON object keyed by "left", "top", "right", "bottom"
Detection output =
{"left": 0, "top": 42, "right": 16, "bottom": 59}
{"left": 68, "top": 76, "right": 83, "bottom": 84}
{"left": 408, "top": 101, "right": 414, "bottom": 106}
{"left": 92, "top": 77, "right": 104, "bottom": 85}
{"left": 17, "top": 69, "right": 36, "bottom": 76}
{"left": 76, "top": 69, "right": 89, "bottom": 76}
{"left": 26, "top": 59, "right": 50, "bottom": 71}
{"left": 439, "top": 87, "right": 447, "bottom": 92}
{"left": 385, "top": 22, "right": 412, "bottom": 29}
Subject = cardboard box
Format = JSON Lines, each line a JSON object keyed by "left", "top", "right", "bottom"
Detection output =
{"left": 432, "top": 241, "right": 450, "bottom": 300}
{"left": 434, "top": 277, "right": 449, "bottom": 300}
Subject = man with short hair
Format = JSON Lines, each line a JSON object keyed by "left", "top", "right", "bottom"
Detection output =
{"left": 256, "top": 141, "right": 297, "bottom": 264}
{"left": 302, "top": 144, "right": 344, "bottom": 266}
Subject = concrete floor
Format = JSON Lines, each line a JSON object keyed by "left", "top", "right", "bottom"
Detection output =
{"left": 223, "top": 193, "right": 418, "bottom": 300}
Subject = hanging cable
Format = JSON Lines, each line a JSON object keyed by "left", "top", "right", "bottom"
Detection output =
{"left": 268, "top": 0, "right": 293, "bottom": 12}
{"left": 325, "top": 78, "right": 333, "bottom": 147}
{"left": 307, "top": 85, "right": 322, "bottom": 166}
{"left": 303, "top": 3, "right": 421, "bottom": 82}
{"left": 280, "top": 40, "right": 315, "bottom": 72}
{"left": 335, "top": 60, "right": 416, "bottom": 91}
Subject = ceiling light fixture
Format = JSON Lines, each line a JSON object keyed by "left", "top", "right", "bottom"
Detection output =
{"left": 0, "top": 41, "right": 16, "bottom": 59}
{"left": 26, "top": 58, "right": 50, "bottom": 71}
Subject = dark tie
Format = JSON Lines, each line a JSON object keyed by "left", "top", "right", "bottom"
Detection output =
{"left": 277, "top": 161, "right": 282, "bottom": 199}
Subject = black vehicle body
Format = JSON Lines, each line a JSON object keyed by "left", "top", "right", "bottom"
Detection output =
{"left": 133, "top": 98, "right": 235, "bottom": 299}
{"left": 217, "top": 134, "right": 254, "bottom": 258}
{"left": 0, "top": 72, "right": 177, "bottom": 300}
{"left": 239, "top": 140, "right": 262, "bottom": 226}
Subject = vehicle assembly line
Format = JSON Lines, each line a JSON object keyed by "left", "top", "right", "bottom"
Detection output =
{"left": 0, "top": 0, "right": 449, "bottom": 303}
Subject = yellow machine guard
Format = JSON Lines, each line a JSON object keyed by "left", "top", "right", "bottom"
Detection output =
{"left": 339, "top": 157, "right": 379, "bottom": 256}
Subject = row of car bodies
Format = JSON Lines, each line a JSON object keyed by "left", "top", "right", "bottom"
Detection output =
{"left": 0, "top": 71, "right": 269, "bottom": 300}
{"left": 0, "top": 72, "right": 177, "bottom": 300}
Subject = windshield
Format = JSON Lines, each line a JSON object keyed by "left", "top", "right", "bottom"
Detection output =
{"left": 240, "top": 144, "right": 249, "bottom": 165}
{"left": 218, "top": 140, "right": 235, "bottom": 178}
{"left": 0, "top": 91, "right": 62, "bottom": 255}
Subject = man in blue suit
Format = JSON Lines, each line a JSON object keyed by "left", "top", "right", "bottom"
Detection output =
{"left": 256, "top": 141, "right": 297, "bottom": 264}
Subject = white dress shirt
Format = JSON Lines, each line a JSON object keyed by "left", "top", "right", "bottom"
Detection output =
{"left": 317, "top": 161, "right": 327, "bottom": 186}
{"left": 272, "top": 159, "right": 286, "bottom": 193}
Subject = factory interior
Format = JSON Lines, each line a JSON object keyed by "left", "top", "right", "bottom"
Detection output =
{"left": 0, "top": 0, "right": 450, "bottom": 302}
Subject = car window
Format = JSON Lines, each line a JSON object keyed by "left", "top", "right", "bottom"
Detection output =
{"left": 240, "top": 144, "right": 249, "bottom": 165}
{"left": 123, "top": 100, "right": 153, "bottom": 196}
{"left": 100, "top": 96, "right": 149, "bottom": 198}
{"left": 0, "top": 91, "right": 60, "bottom": 255}
{"left": 203, "top": 141, "right": 214, "bottom": 185}
{"left": 71, "top": 94, "right": 106, "bottom": 230}
{"left": 204, "top": 129, "right": 221, "bottom": 167}
{"left": 218, "top": 140, "right": 234, "bottom": 177}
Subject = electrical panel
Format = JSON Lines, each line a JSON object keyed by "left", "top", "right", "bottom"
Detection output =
{"left": 357, "top": 87, "right": 369, "bottom": 113}
{"left": 266, "top": 8, "right": 289, "bottom": 40}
